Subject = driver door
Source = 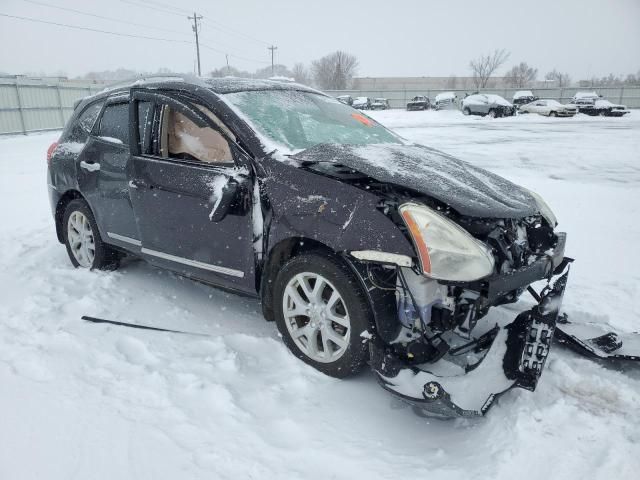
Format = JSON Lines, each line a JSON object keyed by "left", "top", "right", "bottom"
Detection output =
{"left": 127, "top": 88, "right": 257, "bottom": 294}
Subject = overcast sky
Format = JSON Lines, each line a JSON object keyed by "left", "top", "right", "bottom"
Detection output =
{"left": 1, "top": 0, "right": 639, "bottom": 80}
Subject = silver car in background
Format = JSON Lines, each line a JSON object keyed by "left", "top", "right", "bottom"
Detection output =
{"left": 519, "top": 99, "right": 577, "bottom": 117}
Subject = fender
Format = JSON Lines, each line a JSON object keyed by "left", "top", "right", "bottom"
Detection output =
{"left": 260, "top": 156, "right": 415, "bottom": 258}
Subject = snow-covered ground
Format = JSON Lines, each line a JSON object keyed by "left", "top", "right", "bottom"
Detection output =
{"left": 1, "top": 111, "right": 639, "bottom": 479}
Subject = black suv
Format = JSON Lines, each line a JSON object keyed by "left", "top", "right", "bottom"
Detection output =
{"left": 48, "top": 76, "right": 573, "bottom": 417}
{"left": 406, "top": 95, "right": 430, "bottom": 111}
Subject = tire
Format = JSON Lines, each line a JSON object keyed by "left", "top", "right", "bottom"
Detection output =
{"left": 463, "top": 107, "right": 471, "bottom": 116}
{"left": 599, "top": 110, "right": 607, "bottom": 117}
{"left": 273, "top": 252, "right": 373, "bottom": 378}
{"left": 550, "top": 111, "right": 557, "bottom": 117}
{"left": 63, "top": 198, "right": 120, "bottom": 270}
{"left": 487, "top": 109, "right": 497, "bottom": 118}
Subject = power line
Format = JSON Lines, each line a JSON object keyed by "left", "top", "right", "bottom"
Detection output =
{"left": 199, "top": 17, "right": 270, "bottom": 47}
{"left": 118, "top": 0, "right": 271, "bottom": 47}
{"left": 117, "top": 0, "right": 185, "bottom": 18}
{"left": 0, "top": 12, "right": 193, "bottom": 44}
{"left": 199, "top": 42, "right": 269, "bottom": 65}
{"left": 138, "top": 0, "right": 193, "bottom": 15}
{"left": 0, "top": 12, "right": 272, "bottom": 67}
{"left": 19, "top": 0, "right": 191, "bottom": 36}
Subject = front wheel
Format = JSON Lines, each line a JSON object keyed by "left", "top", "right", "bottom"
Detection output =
{"left": 273, "top": 253, "right": 372, "bottom": 378}
{"left": 462, "top": 107, "right": 471, "bottom": 115}
{"left": 487, "top": 109, "right": 497, "bottom": 118}
{"left": 550, "top": 111, "right": 557, "bottom": 117}
{"left": 63, "top": 199, "right": 120, "bottom": 270}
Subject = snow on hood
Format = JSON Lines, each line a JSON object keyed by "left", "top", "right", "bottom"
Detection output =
{"left": 463, "top": 94, "right": 513, "bottom": 107}
{"left": 435, "top": 92, "right": 456, "bottom": 102}
{"left": 595, "top": 99, "right": 625, "bottom": 108}
{"left": 484, "top": 94, "right": 513, "bottom": 106}
{"left": 573, "top": 91, "right": 599, "bottom": 99}
{"left": 291, "top": 143, "right": 537, "bottom": 218}
{"left": 513, "top": 90, "right": 534, "bottom": 99}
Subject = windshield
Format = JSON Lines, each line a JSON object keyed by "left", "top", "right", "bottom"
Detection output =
{"left": 223, "top": 90, "right": 401, "bottom": 153}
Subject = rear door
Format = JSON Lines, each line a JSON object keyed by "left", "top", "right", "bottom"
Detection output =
{"left": 127, "top": 89, "right": 256, "bottom": 294}
{"left": 78, "top": 96, "right": 143, "bottom": 244}
{"left": 477, "top": 95, "right": 490, "bottom": 114}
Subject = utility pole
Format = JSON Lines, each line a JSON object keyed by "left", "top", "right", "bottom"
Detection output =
{"left": 268, "top": 45, "right": 277, "bottom": 77}
{"left": 225, "top": 54, "right": 230, "bottom": 75}
{"left": 188, "top": 12, "right": 203, "bottom": 76}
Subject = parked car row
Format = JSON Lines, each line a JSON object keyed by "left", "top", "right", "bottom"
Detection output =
{"left": 336, "top": 95, "right": 391, "bottom": 110}
{"left": 569, "top": 91, "right": 630, "bottom": 117}
{"left": 336, "top": 91, "right": 630, "bottom": 118}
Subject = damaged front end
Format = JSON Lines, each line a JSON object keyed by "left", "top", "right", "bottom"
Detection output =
{"left": 354, "top": 200, "right": 574, "bottom": 417}
{"left": 370, "top": 266, "right": 569, "bottom": 417}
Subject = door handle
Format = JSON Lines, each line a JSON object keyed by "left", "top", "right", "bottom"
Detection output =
{"left": 80, "top": 160, "right": 100, "bottom": 172}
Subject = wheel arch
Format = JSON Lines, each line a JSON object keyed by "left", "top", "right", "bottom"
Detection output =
{"left": 259, "top": 235, "right": 400, "bottom": 344}
{"left": 259, "top": 237, "right": 339, "bottom": 322}
{"left": 55, "top": 189, "right": 86, "bottom": 243}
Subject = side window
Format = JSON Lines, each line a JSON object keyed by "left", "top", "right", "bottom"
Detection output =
{"left": 158, "top": 103, "right": 233, "bottom": 164}
{"left": 98, "top": 103, "right": 130, "bottom": 145}
{"left": 68, "top": 101, "right": 104, "bottom": 142}
{"left": 137, "top": 101, "right": 153, "bottom": 154}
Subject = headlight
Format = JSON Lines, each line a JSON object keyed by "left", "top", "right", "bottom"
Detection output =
{"left": 399, "top": 203, "right": 495, "bottom": 281}
{"left": 525, "top": 189, "right": 558, "bottom": 227}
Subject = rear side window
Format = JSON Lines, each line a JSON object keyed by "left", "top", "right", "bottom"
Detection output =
{"left": 98, "top": 103, "right": 130, "bottom": 145}
{"left": 67, "top": 101, "right": 104, "bottom": 142}
{"left": 137, "top": 101, "right": 153, "bottom": 153}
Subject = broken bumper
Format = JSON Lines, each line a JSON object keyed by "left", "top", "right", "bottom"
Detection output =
{"left": 555, "top": 320, "right": 640, "bottom": 362}
{"left": 370, "top": 268, "right": 570, "bottom": 418}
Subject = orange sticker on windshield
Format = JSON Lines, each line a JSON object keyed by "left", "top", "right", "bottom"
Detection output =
{"left": 351, "top": 113, "right": 373, "bottom": 127}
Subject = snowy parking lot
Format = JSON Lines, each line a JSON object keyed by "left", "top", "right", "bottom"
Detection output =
{"left": 1, "top": 111, "right": 639, "bottom": 479}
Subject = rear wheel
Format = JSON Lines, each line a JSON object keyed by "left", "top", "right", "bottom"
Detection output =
{"left": 273, "top": 253, "right": 372, "bottom": 378}
{"left": 63, "top": 199, "right": 120, "bottom": 270}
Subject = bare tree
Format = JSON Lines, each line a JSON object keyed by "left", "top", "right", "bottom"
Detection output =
{"left": 505, "top": 62, "right": 538, "bottom": 88}
{"left": 254, "top": 64, "right": 294, "bottom": 79}
{"left": 545, "top": 69, "right": 571, "bottom": 87}
{"left": 624, "top": 72, "right": 640, "bottom": 85}
{"left": 209, "top": 65, "right": 251, "bottom": 78}
{"left": 312, "top": 51, "right": 359, "bottom": 90}
{"left": 469, "top": 49, "right": 510, "bottom": 88}
{"left": 292, "top": 63, "right": 312, "bottom": 86}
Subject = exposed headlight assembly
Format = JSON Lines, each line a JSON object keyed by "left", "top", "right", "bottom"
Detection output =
{"left": 399, "top": 203, "right": 495, "bottom": 282}
{"left": 526, "top": 189, "right": 558, "bottom": 227}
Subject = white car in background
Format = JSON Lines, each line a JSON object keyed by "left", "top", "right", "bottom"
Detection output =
{"left": 434, "top": 91, "right": 458, "bottom": 110}
{"left": 352, "top": 96, "right": 372, "bottom": 110}
{"left": 519, "top": 99, "right": 577, "bottom": 117}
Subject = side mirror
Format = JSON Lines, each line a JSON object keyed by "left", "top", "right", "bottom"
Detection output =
{"left": 209, "top": 177, "right": 242, "bottom": 223}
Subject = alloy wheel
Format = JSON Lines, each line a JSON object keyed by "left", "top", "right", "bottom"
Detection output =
{"left": 67, "top": 211, "right": 95, "bottom": 268}
{"left": 282, "top": 272, "right": 351, "bottom": 363}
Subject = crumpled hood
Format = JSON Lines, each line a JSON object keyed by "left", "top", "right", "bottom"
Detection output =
{"left": 291, "top": 143, "right": 538, "bottom": 218}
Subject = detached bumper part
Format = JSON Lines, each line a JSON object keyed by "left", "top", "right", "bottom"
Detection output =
{"left": 370, "top": 269, "right": 569, "bottom": 417}
{"left": 555, "top": 320, "right": 640, "bottom": 362}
